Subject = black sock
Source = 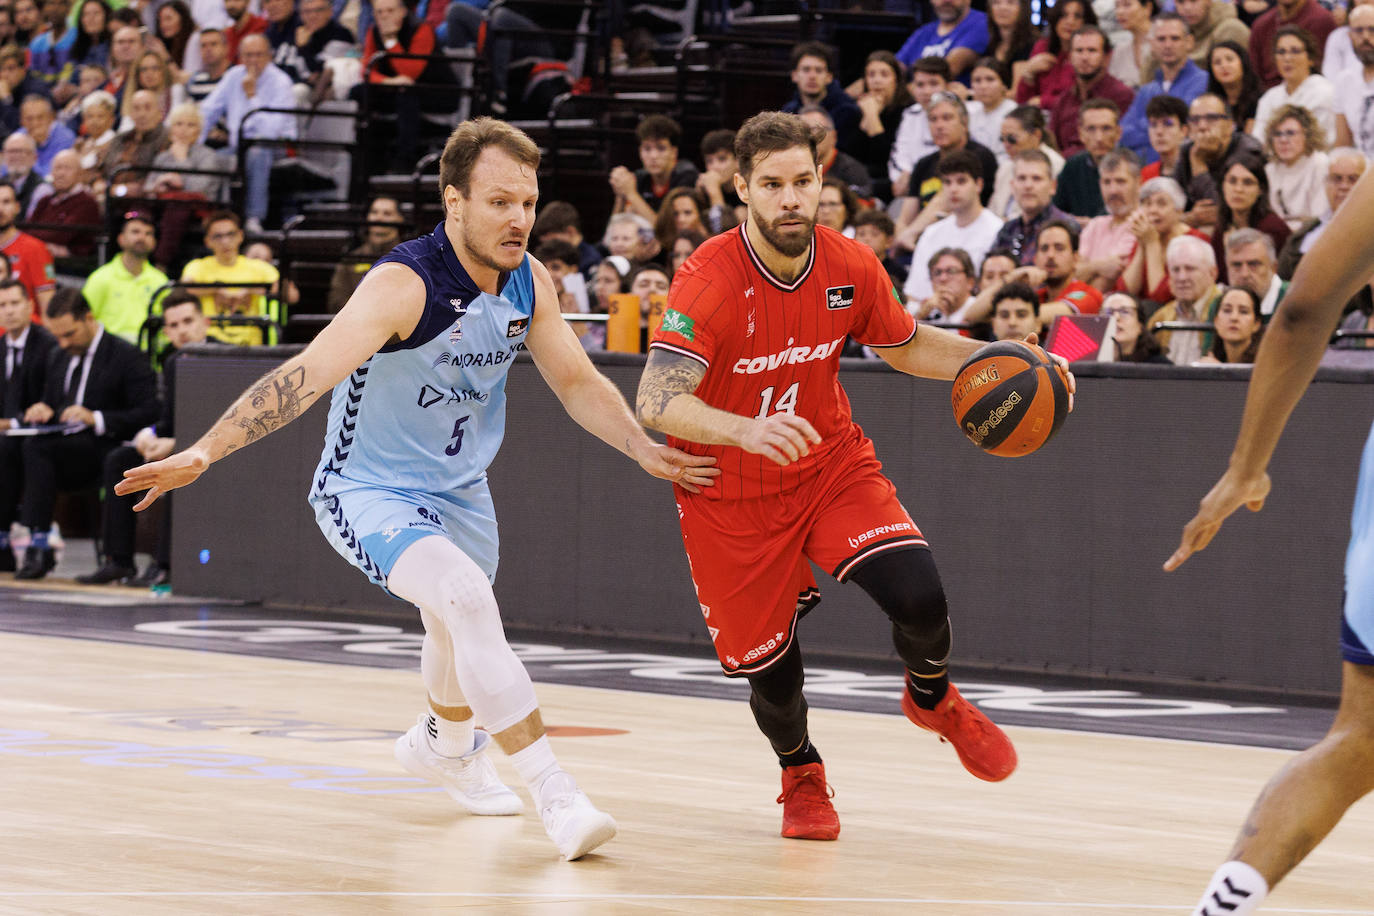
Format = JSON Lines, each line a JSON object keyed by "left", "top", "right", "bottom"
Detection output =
{"left": 777, "top": 735, "right": 822, "bottom": 769}
{"left": 906, "top": 668, "right": 950, "bottom": 710}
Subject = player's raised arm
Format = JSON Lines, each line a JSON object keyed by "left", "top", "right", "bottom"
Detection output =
{"left": 1165, "top": 166, "right": 1374, "bottom": 571}
{"left": 522, "top": 258, "right": 719, "bottom": 492}
{"left": 114, "top": 263, "right": 426, "bottom": 510}
{"left": 636, "top": 348, "right": 821, "bottom": 467}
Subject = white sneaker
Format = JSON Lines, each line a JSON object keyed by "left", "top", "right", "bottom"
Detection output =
{"left": 539, "top": 773, "right": 617, "bottom": 860}
{"left": 245, "top": 217, "right": 265, "bottom": 234}
{"left": 394, "top": 716, "right": 523, "bottom": 816}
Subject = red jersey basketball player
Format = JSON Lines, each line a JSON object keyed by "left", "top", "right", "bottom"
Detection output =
{"left": 636, "top": 111, "right": 1076, "bottom": 840}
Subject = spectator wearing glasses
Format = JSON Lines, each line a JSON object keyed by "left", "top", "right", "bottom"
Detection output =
{"left": 1334, "top": 4, "right": 1374, "bottom": 160}
{"left": 1277, "top": 146, "right": 1366, "bottom": 277}
{"left": 1253, "top": 25, "right": 1336, "bottom": 146}
{"left": 1177, "top": 92, "right": 1264, "bottom": 228}
{"left": 81, "top": 211, "right": 169, "bottom": 343}
{"left": 1249, "top": 0, "right": 1336, "bottom": 88}
{"left": 1102, "top": 291, "right": 1170, "bottom": 362}
{"left": 1264, "top": 107, "right": 1330, "bottom": 231}
{"left": 910, "top": 247, "right": 979, "bottom": 323}
{"left": 180, "top": 209, "right": 280, "bottom": 345}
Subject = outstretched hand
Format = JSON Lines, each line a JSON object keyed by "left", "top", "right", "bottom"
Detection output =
{"left": 113, "top": 447, "right": 212, "bottom": 511}
{"left": 1164, "top": 468, "right": 1271, "bottom": 572}
{"left": 634, "top": 441, "right": 721, "bottom": 494}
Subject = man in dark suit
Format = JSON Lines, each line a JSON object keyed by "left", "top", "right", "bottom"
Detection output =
{"left": 0, "top": 277, "right": 58, "bottom": 572}
{"left": 81, "top": 288, "right": 213, "bottom": 586}
{"left": 14, "top": 286, "right": 160, "bottom": 580}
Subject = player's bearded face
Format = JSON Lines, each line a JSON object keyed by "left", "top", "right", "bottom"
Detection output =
{"left": 743, "top": 147, "right": 822, "bottom": 259}
{"left": 756, "top": 207, "right": 816, "bottom": 258}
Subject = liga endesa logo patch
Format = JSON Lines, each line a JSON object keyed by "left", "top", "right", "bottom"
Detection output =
{"left": 825, "top": 285, "right": 854, "bottom": 310}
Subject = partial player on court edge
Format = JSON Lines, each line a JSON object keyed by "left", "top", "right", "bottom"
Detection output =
{"left": 114, "top": 118, "right": 719, "bottom": 861}
{"left": 1165, "top": 162, "right": 1374, "bottom": 912}
{"left": 636, "top": 111, "right": 1076, "bottom": 841}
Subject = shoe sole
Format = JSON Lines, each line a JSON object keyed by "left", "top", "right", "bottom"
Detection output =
{"left": 903, "top": 692, "right": 1017, "bottom": 782}
{"left": 393, "top": 735, "right": 524, "bottom": 816}
{"left": 559, "top": 812, "right": 617, "bottom": 860}
{"left": 781, "top": 824, "right": 840, "bottom": 840}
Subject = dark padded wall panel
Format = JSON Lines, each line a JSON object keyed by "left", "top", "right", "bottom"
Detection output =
{"left": 176, "top": 349, "right": 1372, "bottom": 693}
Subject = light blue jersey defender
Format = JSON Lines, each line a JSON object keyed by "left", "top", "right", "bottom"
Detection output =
{"left": 309, "top": 223, "right": 535, "bottom": 590}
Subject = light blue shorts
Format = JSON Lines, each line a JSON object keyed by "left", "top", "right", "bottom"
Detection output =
{"left": 1342, "top": 425, "right": 1374, "bottom": 665}
{"left": 309, "top": 479, "right": 499, "bottom": 593}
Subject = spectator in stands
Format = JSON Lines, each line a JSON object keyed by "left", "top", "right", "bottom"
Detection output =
{"left": 532, "top": 201, "right": 602, "bottom": 278}
{"left": 534, "top": 238, "right": 589, "bottom": 318}
{"left": 992, "top": 149, "right": 1079, "bottom": 264}
{"left": 28, "top": 0, "right": 76, "bottom": 99}
{"left": 889, "top": 57, "right": 950, "bottom": 196}
{"left": 2, "top": 133, "right": 49, "bottom": 215}
{"left": 1149, "top": 233, "right": 1223, "bottom": 363}
{"left": 223, "top": 0, "right": 268, "bottom": 64}
{"left": 653, "top": 187, "right": 710, "bottom": 252}
{"left": 13, "top": 285, "right": 159, "bottom": 580}
{"left": 987, "top": 0, "right": 1037, "bottom": 75}
{"left": 0, "top": 44, "right": 52, "bottom": 135}
{"left": 902, "top": 92, "right": 1000, "bottom": 215}
{"left": 601, "top": 212, "right": 647, "bottom": 261}
{"left": 12, "top": 0, "right": 42, "bottom": 48}
{"left": 1323, "top": 0, "right": 1374, "bottom": 76}
{"left": 0, "top": 8, "right": 15, "bottom": 51}
{"left": 27, "top": 148, "right": 99, "bottom": 257}
{"left": 1254, "top": 25, "right": 1337, "bottom": 145}
{"left": 147, "top": 100, "right": 226, "bottom": 199}
{"left": 904, "top": 150, "right": 1003, "bottom": 301}
{"left": 72, "top": 88, "right": 116, "bottom": 179}
{"left": 102, "top": 25, "right": 140, "bottom": 102}
{"left": 781, "top": 41, "right": 860, "bottom": 151}
{"left": 850, "top": 51, "right": 912, "bottom": 201}
{"left": 1051, "top": 27, "right": 1135, "bottom": 157}
{"left": 0, "top": 277, "right": 59, "bottom": 571}
{"left": 1102, "top": 291, "right": 1170, "bottom": 361}
{"left": 103, "top": 88, "right": 168, "bottom": 193}
{"left": 0, "top": 180, "right": 56, "bottom": 322}
{"left": 1016, "top": 0, "right": 1096, "bottom": 109}
{"left": 669, "top": 229, "right": 706, "bottom": 274}
{"left": 59, "top": 62, "right": 107, "bottom": 128}
{"left": 979, "top": 247, "right": 1018, "bottom": 289}
{"left": 1199, "top": 284, "right": 1264, "bottom": 362}
{"left": 1211, "top": 153, "right": 1291, "bottom": 281}
{"left": 187, "top": 28, "right": 229, "bottom": 107}
{"left": 1111, "top": 0, "right": 1157, "bottom": 88}
{"left": 610, "top": 114, "right": 698, "bottom": 224}
{"left": 1260, "top": 112, "right": 1328, "bottom": 234}
{"left": 696, "top": 128, "right": 745, "bottom": 233}
{"left": 69, "top": 0, "right": 112, "bottom": 79}
{"left": 327, "top": 196, "right": 404, "bottom": 312}
{"left": 82, "top": 211, "right": 167, "bottom": 342}
{"left": 799, "top": 105, "right": 873, "bottom": 198}
{"left": 180, "top": 209, "right": 279, "bottom": 344}
{"left": 895, "top": 0, "right": 988, "bottom": 83}
{"left": 853, "top": 208, "right": 906, "bottom": 286}
{"left": 967, "top": 57, "right": 1017, "bottom": 161}
{"left": 1121, "top": 174, "right": 1210, "bottom": 302}
{"left": 273, "top": 0, "right": 353, "bottom": 93}
{"left": 1251, "top": 0, "right": 1336, "bottom": 87}
{"left": 910, "top": 247, "right": 979, "bottom": 321}
{"left": 1207, "top": 40, "right": 1263, "bottom": 134}
{"left": 358, "top": 0, "right": 454, "bottom": 171}
{"left": 1226, "top": 226, "right": 1289, "bottom": 316}
{"left": 1034, "top": 218, "right": 1104, "bottom": 325}
{"left": 1053, "top": 98, "right": 1124, "bottom": 217}
{"left": 1175, "top": 0, "right": 1253, "bottom": 69}
{"left": 1121, "top": 14, "right": 1210, "bottom": 159}
{"left": 816, "top": 177, "right": 859, "bottom": 236}
{"left": 154, "top": 0, "right": 197, "bottom": 78}
{"left": 1142, "top": 94, "right": 1190, "bottom": 179}
{"left": 199, "top": 33, "right": 295, "bottom": 233}
{"left": 1078, "top": 148, "right": 1142, "bottom": 290}
{"left": 591, "top": 253, "right": 630, "bottom": 315}
{"left": 1178, "top": 92, "right": 1265, "bottom": 224}
{"left": 990, "top": 280, "right": 1041, "bottom": 340}
{"left": 125, "top": 49, "right": 184, "bottom": 124}
{"left": 1334, "top": 4, "right": 1374, "bottom": 158}
{"left": 987, "top": 105, "right": 1065, "bottom": 219}
{"left": 263, "top": 0, "right": 300, "bottom": 56}
{"left": 19, "top": 94, "right": 75, "bottom": 177}
{"left": 627, "top": 261, "right": 669, "bottom": 349}
{"left": 1278, "top": 146, "right": 1365, "bottom": 275}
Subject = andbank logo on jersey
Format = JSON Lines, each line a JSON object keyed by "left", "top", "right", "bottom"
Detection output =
{"left": 660, "top": 309, "right": 695, "bottom": 340}
{"left": 416, "top": 384, "right": 489, "bottom": 409}
{"left": 825, "top": 285, "right": 854, "bottom": 310}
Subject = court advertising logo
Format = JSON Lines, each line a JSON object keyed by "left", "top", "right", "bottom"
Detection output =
{"left": 660, "top": 309, "right": 695, "bottom": 340}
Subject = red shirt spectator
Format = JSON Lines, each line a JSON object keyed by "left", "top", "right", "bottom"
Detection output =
{"left": 224, "top": 0, "right": 270, "bottom": 64}
{"left": 364, "top": 18, "right": 438, "bottom": 83}
{"left": 2, "top": 232, "right": 57, "bottom": 324}
{"left": 1250, "top": 0, "right": 1336, "bottom": 88}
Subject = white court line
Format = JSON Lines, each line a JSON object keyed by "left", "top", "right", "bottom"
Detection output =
{"left": 0, "top": 893, "right": 1370, "bottom": 912}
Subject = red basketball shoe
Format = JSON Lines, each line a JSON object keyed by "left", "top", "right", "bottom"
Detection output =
{"left": 902, "top": 683, "right": 1018, "bottom": 782}
{"left": 776, "top": 763, "right": 840, "bottom": 840}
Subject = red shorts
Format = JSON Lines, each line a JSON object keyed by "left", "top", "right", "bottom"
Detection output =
{"left": 675, "top": 437, "right": 927, "bottom": 677}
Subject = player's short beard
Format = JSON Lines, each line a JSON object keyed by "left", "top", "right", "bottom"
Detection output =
{"left": 462, "top": 222, "right": 524, "bottom": 273}
{"left": 756, "top": 212, "right": 815, "bottom": 258}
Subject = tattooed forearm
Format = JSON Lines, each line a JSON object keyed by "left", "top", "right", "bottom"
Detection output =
{"left": 199, "top": 362, "right": 319, "bottom": 461}
{"left": 636, "top": 350, "right": 706, "bottom": 427}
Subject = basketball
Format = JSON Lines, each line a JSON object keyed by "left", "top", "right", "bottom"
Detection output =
{"left": 951, "top": 341, "right": 1070, "bottom": 457}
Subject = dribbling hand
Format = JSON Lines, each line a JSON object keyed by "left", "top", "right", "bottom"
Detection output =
{"left": 1163, "top": 468, "right": 1271, "bottom": 571}
{"left": 632, "top": 441, "right": 721, "bottom": 494}
{"left": 113, "top": 447, "right": 212, "bottom": 511}
{"left": 740, "top": 413, "right": 822, "bottom": 466}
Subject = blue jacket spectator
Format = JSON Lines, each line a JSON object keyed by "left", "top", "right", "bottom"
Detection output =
{"left": 896, "top": 0, "right": 989, "bottom": 84}
{"left": 1121, "top": 59, "right": 1208, "bottom": 161}
{"left": 781, "top": 41, "right": 862, "bottom": 151}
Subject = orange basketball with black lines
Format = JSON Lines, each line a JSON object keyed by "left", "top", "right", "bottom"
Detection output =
{"left": 951, "top": 341, "right": 1070, "bottom": 457}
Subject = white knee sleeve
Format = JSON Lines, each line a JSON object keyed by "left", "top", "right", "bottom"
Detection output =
{"left": 418, "top": 608, "right": 466, "bottom": 709}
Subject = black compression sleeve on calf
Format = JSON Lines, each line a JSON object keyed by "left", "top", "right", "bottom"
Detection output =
{"left": 849, "top": 548, "right": 952, "bottom": 705}
{"left": 746, "top": 644, "right": 817, "bottom": 763}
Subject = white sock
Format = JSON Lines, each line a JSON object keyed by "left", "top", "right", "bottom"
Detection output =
{"left": 425, "top": 710, "right": 475, "bottom": 757}
{"left": 509, "top": 737, "right": 566, "bottom": 804}
{"left": 1192, "top": 861, "right": 1269, "bottom": 916}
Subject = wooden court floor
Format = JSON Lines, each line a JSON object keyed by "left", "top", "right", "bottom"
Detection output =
{"left": 1, "top": 631, "right": 1371, "bottom": 915}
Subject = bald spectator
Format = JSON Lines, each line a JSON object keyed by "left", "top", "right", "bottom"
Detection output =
{"left": 199, "top": 33, "right": 296, "bottom": 233}
{"left": 1148, "top": 233, "right": 1223, "bottom": 364}
{"left": 102, "top": 89, "right": 169, "bottom": 186}
{"left": 1050, "top": 27, "right": 1136, "bottom": 156}
{"left": 798, "top": 106, "right": 873, "bottom": 198}
{"left": 1, "top": 132, "right": 47, "bottom": 215}
{"left": 18, "top": 95, "right": 75, "bottom": 177}
{"left": 1250, "top": 0, "right": 1336, "bottom": 88}
{"left": 27, "top": 149, "right": 99, "bottom": 258}
{"left": 1277, "top": 146, "right": 1366, "bottom": 276}
{"left": 223, "top": 0, "right": 269, "bottom": 63}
